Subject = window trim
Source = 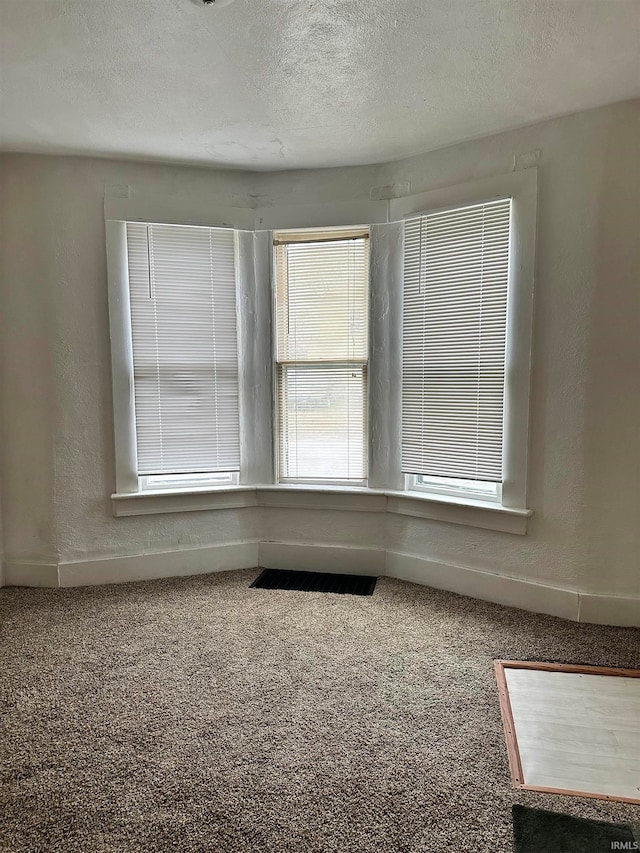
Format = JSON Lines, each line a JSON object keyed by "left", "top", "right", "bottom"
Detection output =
{"left": 106, "top": 219, "right": 139, "bottom": 495}
{"left": 110, "top": 483, "right": 531, "bottom": 534}
{"left": 390, "top": 168, "right": 538, "bottom": 510}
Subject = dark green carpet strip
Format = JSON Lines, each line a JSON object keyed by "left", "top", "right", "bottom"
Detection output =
{"left": 512, "top": 805, "right": 637, "bottom": 853}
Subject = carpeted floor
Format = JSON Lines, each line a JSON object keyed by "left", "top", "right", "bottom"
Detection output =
{"left": 1, "top": 570, "right": 638, "bottom": 853}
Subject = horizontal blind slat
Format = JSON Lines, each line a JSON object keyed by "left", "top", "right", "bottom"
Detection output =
{"left": 127, "top": 223, "right": 240, "bottom": 475}
{"left": 401, "top": 198, "right": 511, "bottom": 482}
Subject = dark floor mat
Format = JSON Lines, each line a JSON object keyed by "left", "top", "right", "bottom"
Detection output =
{"left": 250, "top": 568, "right": 377, "bottom": 596}
{"left": 512, "top": 804, "right": 637, "bottom": 853}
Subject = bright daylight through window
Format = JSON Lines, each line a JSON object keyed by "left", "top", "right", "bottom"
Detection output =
{"left": 402, "top": 198, "right": 512, "bottom": 502}
{"left": 274, "top": 228, "right": 369, "bottom": 483}
{"left": 126, "top": 223, "right": 240, "bottom": 490}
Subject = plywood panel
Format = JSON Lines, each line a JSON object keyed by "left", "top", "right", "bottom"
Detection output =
{"left": 494, "top": 660, "right": 640, "bottom": 804}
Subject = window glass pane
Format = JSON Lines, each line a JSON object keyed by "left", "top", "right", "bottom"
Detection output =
{"left": 278, "top": 364, "right": 367, "bottom": 480}
{"left": 415, "top": 475, "right": 500, "bottom": 499}
{"left": 275, "top": 230, "right": 369, "bottom": 482}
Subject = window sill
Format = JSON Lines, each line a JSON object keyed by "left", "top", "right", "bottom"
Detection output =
{"left": 384, "top": 490, "right": 531, "bottom": 534}
{"left": 111, "top": 485, "right": 259, "bottom": 516}
{"left": 111, "top": 484, "right": 532, "bottom": 534}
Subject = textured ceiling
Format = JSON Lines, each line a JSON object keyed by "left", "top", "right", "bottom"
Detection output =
{"left": 1, "top": 0, "right": 639, "bottom": 170}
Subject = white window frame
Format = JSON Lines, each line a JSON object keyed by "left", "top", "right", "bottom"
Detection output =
{"left": 139, "top": 472, "right": 239, "bottom": 492}
{"left": 409, "top": 475, "right": 502, "bottom": 503}
{"left": 106, "top": 218, "right": 245, "bottom": 495}
{"left": 271, "top": 226, "right": 371, "bottom": 487}
{"left": 390, "top": 168, "right": 537, "bottom": 511}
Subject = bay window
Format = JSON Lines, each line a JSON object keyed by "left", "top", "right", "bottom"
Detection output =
{"left": 107, "top": 169, "right": 535, "bottom": 526}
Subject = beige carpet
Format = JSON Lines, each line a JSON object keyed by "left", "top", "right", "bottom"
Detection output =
{"left": 1, "top": 569, "right": 638, "bottom": 853}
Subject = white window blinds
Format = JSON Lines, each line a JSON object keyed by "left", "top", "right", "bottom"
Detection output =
{"left": 126, "top": 222, "right": 240, "bottom": 476}
{"left": 275, "top": 229, "right": 369, "bottom": 481}
{"left": 402, "top": 198, "right": 511, "bottom": 482}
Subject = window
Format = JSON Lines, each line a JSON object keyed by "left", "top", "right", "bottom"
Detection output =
{"left": 274, "top": 228, "right": 369, "bottom": 483}
{"left": 124, "top": 222, "right": 240, "bottom": 489}
{"left": 402, "top": 198, "right": 512, "bottom": 502}
{"left": 107, "top": 169, "right": 535, "bottom": 525}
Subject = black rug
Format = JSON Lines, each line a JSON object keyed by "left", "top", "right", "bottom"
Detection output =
{"left": 250, "top": 568, "right": 377, "bottom": 596}
{"left": 512, "top": 805, "right": 637, "bottom": 853}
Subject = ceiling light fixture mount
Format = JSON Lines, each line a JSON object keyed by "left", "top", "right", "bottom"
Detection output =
{"left": 201, "top": 0, "right": 237, "bottom": 7}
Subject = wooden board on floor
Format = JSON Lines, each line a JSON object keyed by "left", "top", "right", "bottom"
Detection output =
{"left": 494, "top": 660, "right": 640, "bottom": 805}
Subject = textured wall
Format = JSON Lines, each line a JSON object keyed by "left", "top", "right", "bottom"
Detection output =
{"left": 0, "top": 160, "right": 58, "bottom": 564}
{"left": 256, "top": 101, "right": 640, "bottom": 598}
{"left": 0, "top": 100, "right": 638, "bottom": 597}
{"left": 0, "top": 494, "right": 3, "bottom": 586}
{"left": 0, "top": 158, "right": 260, "bottom": 567}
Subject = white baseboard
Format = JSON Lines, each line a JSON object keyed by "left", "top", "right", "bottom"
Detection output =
{"left": 385, "top": 551, "right": 580, "bottom": 622}
{"left": 4, "top": 543, "right": 259, "bottom": 588}
{"left": 4, "top": 561, "right": 60, "bottom": 588}
{"left": 578, "top": 592, "right": 640, "bottom": 628}
{"left": 58, "top": 542, "right": 259, "bottom": 587}
{"left": 259, "top": 541, "right": 385, "bottom": 576}
{"left": 4, "top": 543, "right": 638, "bottom": 628}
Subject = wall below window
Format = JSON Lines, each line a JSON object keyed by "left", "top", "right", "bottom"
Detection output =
{"left": 1, "top": 100, "right": 639, "bottom": 623}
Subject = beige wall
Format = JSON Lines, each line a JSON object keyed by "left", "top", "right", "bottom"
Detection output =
{"left": 0, "top": 494, "right": 3, "bottom": 586}
{"left": 0, "top": 100, "right": 638, "bottom": 598}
